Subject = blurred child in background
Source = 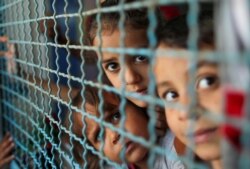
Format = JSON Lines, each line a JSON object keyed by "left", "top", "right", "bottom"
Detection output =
{"left": 70, "top": 86, "right": 150, "bottom": 168}
{"left": 154, "top": 11, "right": 223, "bottom": 169}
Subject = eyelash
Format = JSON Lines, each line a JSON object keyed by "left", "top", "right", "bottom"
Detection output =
{"left": 163, "top": 90, "right": 179, "bottom": 102}
{"left": 111, "top": 112, "right": 121, "bottom": 124}
{"left": 94, "top": 112, "right": 120, "bottom": 142}
{"left": 104, "top": 62, "right": 120, "bottom": 72}
{"left": 133, "top": 55, "right": 148, "bottom": 64}
{"left": 196, "top": 74, "right": 219, "bottom": 90}
{"left": 162, "top": 75, "right": 219, "bottom": 102}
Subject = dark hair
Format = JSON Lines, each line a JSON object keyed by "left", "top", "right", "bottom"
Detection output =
{"left": 87, "top": 0, "right": 165, "bottom": 46}
{"left": 72, "top": 85, "right": 99, "bottom": 109}
{"left": 72, "top": 85, "right": 148, "bottom": 121}
{"left": 62, "top": 100, "right": 100, "bottom": 169}
{"left": 63, "top": 86, "right": 111, "bottom": 169}
{"left": 72, "top": 85, "right": 120, "bottom": 113}
{"left": 158, "top": 11, "right": 214, "bottom": 48}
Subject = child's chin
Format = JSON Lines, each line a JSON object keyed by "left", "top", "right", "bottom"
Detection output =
{"left": 126, "top": 147, "right": 148, "bottom": 164}
{"left": 195, "top": 146, "right": 221, "bottom": 162}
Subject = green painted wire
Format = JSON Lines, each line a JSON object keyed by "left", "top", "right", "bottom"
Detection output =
{"left": 95, "top": 0, "right": 105, "bottom": 168}
{"left": 34, "top": 0, "right": 50, "bottom": 167}
{"left": 28, "top": 0, "right": 44, "bottom": 167}
{"left": 117, "top": 0, "right": 127, "bottom": 167}
{"left": 15, "top": 0, "right": 30, "bottom": 166}
{"left": 63, "top": 0, "right": 76, "bottom": 167}
{"left": 40, "top": 0, "right": 51, "bottom": 167}
{"left": 76, "top": 0, "right": 89, "bottom": 168}
{"left": 51, "top": 0, "right": 65, "bottom": 168}
{"left": 145, "top": 0, "right": 158, "bottom": 168}
{"left": 21, "top": 0, "right": 37, "bottom": 167}
{"left": 184, "top": 1, "right": 199, "bottom": 168}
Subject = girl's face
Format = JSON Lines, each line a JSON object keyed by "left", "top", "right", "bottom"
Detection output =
{"left": 82, "top": 99, "right": 149, "bottom": 164}
{"left": 93, "top": 28, "right": 150, "bottom": 108}
{"left": 155, "top": 44, "right": 222, "bottom": 162}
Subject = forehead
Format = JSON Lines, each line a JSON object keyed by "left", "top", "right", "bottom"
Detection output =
{"left": 103, "top": 92, "right": 120, "bottom": 106}
{"left": 93, "top": 28, "right": 148, "bottom": 49}
{"left": 155, "top": 43, "right": 217, "bottom": 82}
{"left": 84, "top": 100, "right": 118, "bottom": 137}
{"left": 125, "top": 102, "right": 145, "bottom": 118}
{"left": 155, "top": 44, "right": 188, "bottom": 78}
{"left": 84, "top": 95, "right": 119, "bottom": 118}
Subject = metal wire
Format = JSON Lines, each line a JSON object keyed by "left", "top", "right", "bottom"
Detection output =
{"left": 0, "top": 0, "right": 249, "bottom": 169}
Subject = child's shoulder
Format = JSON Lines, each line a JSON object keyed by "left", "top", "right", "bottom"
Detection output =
{"left": 159, "top": 130, "right": 175, "bottom": 149}
{"left": 155, "top": 131, "right": 186, "bottom": 169}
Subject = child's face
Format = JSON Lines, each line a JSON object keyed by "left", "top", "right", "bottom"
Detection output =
{"left": 93, "top": 28, "right": 149, "bottom": 108}
{"left": 74, "top": 97, "right": 149, "bottom": 164}
{"left": 155, "top": 44, "right": 222, "bottom": 161}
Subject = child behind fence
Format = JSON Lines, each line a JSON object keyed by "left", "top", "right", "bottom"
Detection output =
{"left": 86, "top": 0, "right": 168, "bottom": 137}
{"left": 69, "top": 84, "right": 188, "bottom": 168}
{"left": 70, "top": 85, "right": 150, "bottom": 168}
{"left": 86, "top": 0, "right": 186, "bottom": 168}
{"left": 155, "top": 11, "right": 223, "bottom": 169}
{"left": 60, "top": 92, "right": 100, "bottom": 169}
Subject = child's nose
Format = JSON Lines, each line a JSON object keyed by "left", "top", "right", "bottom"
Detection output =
{"left": 178, "top": 93, "right": 205, "bottom": 120}
{"left": 124, "top": 67, "right": 141, "bottom": 85}
{"left": 178, "top": 103, "right": 206, "bottom": 120}
{"left": 178, "top": 94, "right": 190, "bottom": 120}
{"left": 107, "top": 129, "right": 120, "bottom": 145}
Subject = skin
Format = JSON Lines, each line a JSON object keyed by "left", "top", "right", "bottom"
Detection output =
{"left": 72, "top": 96, "right": 149, "bottom": 168}
{"left": 0, "top": 133, "right": 15, "bottom": 168}
{"left": 155, "top": 44, "right": 222, "bottom": 169}
{"left": 93, "top": 28, "right": 150, "bottom": 108}
{"left": 93, "top": 28, "right": 168, "bottom": 137}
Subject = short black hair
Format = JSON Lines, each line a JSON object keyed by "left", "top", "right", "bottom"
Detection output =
{"left": 87, "top": 0, "right": 165, "bottom": 46}
{"left": 158, "top": 10, "right": 214, "bottom": 48}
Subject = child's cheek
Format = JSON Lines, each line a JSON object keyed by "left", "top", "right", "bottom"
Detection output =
{"left": 108, "top": 74, "right": 121, "bottom": 88}
{"left": 199, "top": 88, "right": 222, "bottom": 115}
{"left": 166, "top": 109, "right": 180, "bottom": 131}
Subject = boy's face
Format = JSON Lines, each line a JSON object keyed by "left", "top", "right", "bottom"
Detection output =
{"left": 93, "top": 28, "right": 149, "bottom": 108}
{"left": 155, "top": 44, "right": 222, "bottom": 161}
{"left": 74, "top": 96, "right": 149, "bottom": 164}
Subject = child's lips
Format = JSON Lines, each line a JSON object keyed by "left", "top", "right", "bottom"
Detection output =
{"left": 135, "top": 88, "right": 147, "bottom": 95}
{"left": 188, "top": 127, "right": 218, "bottom": 144}
{"left": 125, "top": 140, "right": 137, "bottom": 154}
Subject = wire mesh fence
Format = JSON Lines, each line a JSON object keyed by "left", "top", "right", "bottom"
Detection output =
{"left": 0, "top": 0, "right": 250, "bottom": 169}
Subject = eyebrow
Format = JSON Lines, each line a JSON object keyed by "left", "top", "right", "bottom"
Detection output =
{"left": 156, "top": 61, "right": 217, "bottom": 89}
{"left": 133, "top": 44, "right": 149, "bottom": 48}
{"left": 101, "top": 57, "right": 118, "bottom": 64}
{"left": 103, "top": 104, "right": 118, "bottom": 120}
{"left": 196, "top": 60, "right": 218, "bottom": 69}
{"left": 156, "top": 81, "right": 173, "bottom": 95}
{"left": 101, "top": 44, "right": 149, "bottom": 63}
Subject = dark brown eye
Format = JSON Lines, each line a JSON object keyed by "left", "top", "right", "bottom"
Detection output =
{"left": 164, "top": 90, "right": 179, "bottom": 102}
{"left": 196, "top": 76, "right": 218, "bottom": 90}
{"left": 111, "top": 112, "right": 120, "bottom": 123}
{"left": 134, "top": 55, "right": 148, "bottom": 63}
{"left": 106, "top": 62, "right": 120, "bottom": 72}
